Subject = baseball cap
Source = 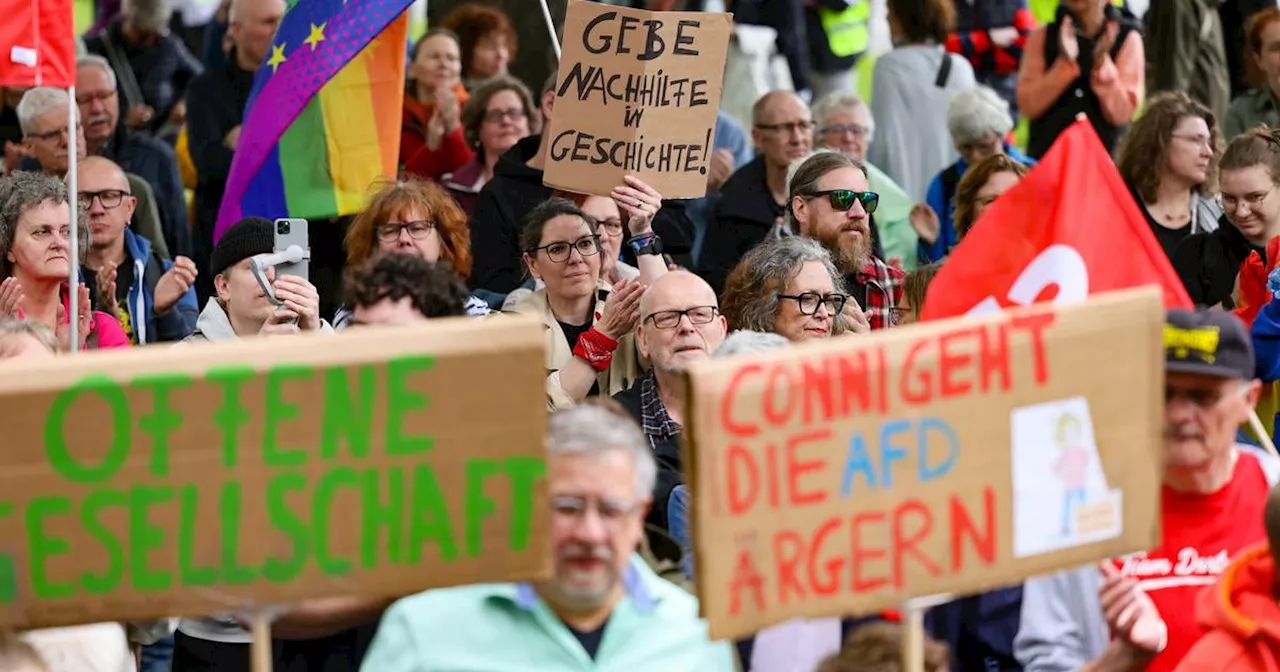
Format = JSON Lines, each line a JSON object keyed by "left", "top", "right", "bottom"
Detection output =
{"left": 210, "top": 217, "right": 273, "bottom": 278}
{"left": 1164, "top": 309, "right": 1255, "bottom": 380}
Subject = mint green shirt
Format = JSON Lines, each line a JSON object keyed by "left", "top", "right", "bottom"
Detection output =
{"left": 867, "top": 161, "right": 920, "bottom": 271}
{"left": 360, "top": 556, "right": 735, "bottom": 671}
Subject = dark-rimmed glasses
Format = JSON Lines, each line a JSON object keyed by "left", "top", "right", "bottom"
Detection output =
{"left": 80, "top": 190, "right": 130, "bottom": 209}
{"left": 529, "top": 235, "right": 601, "bottom": 263}
{"left": 779, "top": 292, "right": 849, "bottom": 316}
{"left": 376, "top": 220, "right": 435, "bottom": 242}
{"left": 645, "top": 305, "right": 719, "bottom": 330}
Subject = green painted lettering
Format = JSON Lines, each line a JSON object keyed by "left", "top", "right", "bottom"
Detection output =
{"left": 464, "top": 459, "right": 499, "bottom": 557}
{"left": 133, "top": 372, "right": 193, "bottom": 477}
{"left": 263, "top": 365, "right": 313, "bottom": 467}
{"left": 320, "top": 366, "right": 375, "bottom": 460}
{"left": 0, "top": 502, "right": 14, "bottom": 603}
{"left": 218, "top": 481, "right": 255, "bottom": 585}
{"left": 408, "top": 464, "right": 456, "bottom": 562}
{"left": 502, "top": 456, "right": 546, "bottom": 552}
{"left": 44, "top": 374, "right": 131, "bottom": 483}
{"left": 80, "top": 489, "right": 127, "bottom": 594}
{"left": 129, "top": 486, "right": 173, "bottom": 592}
{"left": 314, "top": 468, "right": 358, "bottom": 576}
{"left": 360, "top": 467, "right": 403, "bottom": 569}
{"left": 26, "top": 497, "right": 74, "bottom": 599}
{"left": 263, "top": 472, "right": 309, "bottom": 583}
{"left": 385, "top": 356, "right": 435, "bottom": 455}
{"left": 206, "top": 366, "right": 255, "bottom": 469}
{"left": 177, "top": 485, "right": 216, "bottom": 587}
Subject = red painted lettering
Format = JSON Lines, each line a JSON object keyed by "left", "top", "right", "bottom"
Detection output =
{"left": 980, "top": 323, "right": 1011, "bottom": 393}
{"left": 763, "top": 364, "right": 796, "bottom": 427}
{"left": 851, "top": 511, "right": 889, "bottom": 593}
{"left": 766, "top": 442, "right": 780, "bottom": 509}
{"left": 900, "top": 338, "right": 933, "bottom": 404}
{"left": 875, "top": 346, "right": 888, "bottom": 414}
{"left": 951, "top": 486, "right": 997, "bottom": 571}
{"left": 1010, "top": 311, "right": 1055, "bottom": 384}
{"left": 726, "top": 444, "right": 758, "bottom": 515}
{"left": 892, "top": 499, "right": 940, "bottom": 588}
{"left": 787, "top": 429, "right": 831, "bottom": 507}
{"left": 937, "top": 329, "right": 974, "bottom": 398}
{"left": 809, "top": 516, "right": 845, "bottom": 596}
{"left": 722, "top": 363, "right": 763, "bottom": 437}
{"left": 774, "top": 529, "right": 806, "bottom": 604}
{"left": 728, "top": 548, "right": 765, "bottom": 615}
{"left": 801, "top": 358, "right": 834, "bottom": 425}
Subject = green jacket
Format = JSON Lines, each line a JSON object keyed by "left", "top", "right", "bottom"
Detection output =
{"left": 1144, "top": 0, "right": 1230, "bottom": 121}
{"left": 1224, "top": 87, "right": 1280, "bottom": 140}
{"left": 866, "top": 161, "right": 920, "bottom": 272}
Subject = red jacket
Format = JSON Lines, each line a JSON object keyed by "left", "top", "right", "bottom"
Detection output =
{"left": 1177, "top": 543, "right": 1280, "bottom": 672}
{"left": 400, "top": 84, "right": 473, "bottom": 182}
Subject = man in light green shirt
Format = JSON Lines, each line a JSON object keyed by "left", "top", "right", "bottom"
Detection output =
{"left": 360, "top": 403, "right": 735, "bottom": 671}
{"left": 812, "top": 91, "right": 921, "bottom": 270}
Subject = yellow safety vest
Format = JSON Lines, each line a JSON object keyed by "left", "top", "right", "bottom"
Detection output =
{"left": 819, "top": 0, "right": 870, "bottom": 58}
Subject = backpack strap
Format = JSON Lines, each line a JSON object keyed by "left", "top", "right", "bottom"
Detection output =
{"left": 99, "top": 32, "right": 146, "bottom": 111}
{"left": 934, "top": 53, "right": 953, "bottom": 88}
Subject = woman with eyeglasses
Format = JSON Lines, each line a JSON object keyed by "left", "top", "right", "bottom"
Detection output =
{"left": 335, "top": 179, "right": 488, "bottom": 329}
{"left": 720, "top": 236, "right": 858, "bottom": 343}
{"left": 442, "top": 76, "right": 536, "bottom": 217}
{"left": 1115, "top": 92, "right": 1224, "bottom": 264}
{"left": 1175, "top": 127, "right": 1280, "bottom": 309}
{"left": 509, "top": 195, "right": 668, "bottom": 410}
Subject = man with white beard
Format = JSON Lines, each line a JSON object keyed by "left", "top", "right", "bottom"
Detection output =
{"left": 788, "top": 151, "right": 904, "bottom": 330}
{"left": 611, "top": 271, "right": 727, "bottom": 529}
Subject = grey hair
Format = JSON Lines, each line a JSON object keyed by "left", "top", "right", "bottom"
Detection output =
{"left": 17, "top": 88, "right": 72, "bottom": 137}
{"left": 122, "top": 0, "right": 173, "bottom": 32}
{"left": 0, "top": 318, "right": 59, "bottom": 354}
{"left": 0, "top": 172, "right": 89, "bottom": 279}
{"left": 714, "top": 330, "right": 792, "bottom": 358}
{"left": 947, "top": 86, "right": 1013, "bottom": 148}
{"left": 76, "top": 54, "right": 117, "bottom": 90}
{"left": 547, "top": 402, "right": 657, "bottom": 501}
{"left": 720, "top": 236, "right": 847, "bottom": 335}
{"left": 811, "top": 90, "right": 875, "bottom": 139}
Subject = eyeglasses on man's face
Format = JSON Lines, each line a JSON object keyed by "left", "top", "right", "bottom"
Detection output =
{"left": 803, "top": 189, "right": 879, "bottom": 214}
{"left": 644, "top": 305, "right": 719, "bottom": 330}
{"left": 79, "top": 190, "right": 130, "bottom": 209}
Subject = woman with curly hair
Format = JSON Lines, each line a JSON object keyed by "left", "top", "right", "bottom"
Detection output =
{"left": 720, "top": 236, "right": 868, "bottom": 342}
{"left": 1116, "top": 91, "right": 1224, "bottom": 261}
{"left": 438, "top": 3, "right": 517, "bottom": 90}
{"left": 951, "top": 153, "right": 1031, "bottom": 242}
{"left": 335, "top": 179, "right": 489, "bottom": 328}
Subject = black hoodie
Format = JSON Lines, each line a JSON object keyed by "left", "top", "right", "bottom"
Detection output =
{"left": 468, "top": 135, "right": 695, "bottom": 295}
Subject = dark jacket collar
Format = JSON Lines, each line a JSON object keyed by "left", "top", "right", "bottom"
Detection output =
{"left": 492, "top": 135, "right": 545, "bottom": 184}
{"left": 715, "top": 155, "right": 777, "bottom": 228}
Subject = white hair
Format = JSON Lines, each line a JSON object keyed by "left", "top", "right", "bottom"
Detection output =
{"left": 811, "top": 90, "right": 876, "bottom": 138}
{"left": 547, "top": 404, "right": 657, "bottom": 501}
{"left": 122, "top": 0, "right": 173, "bottom": 32}
{"left": 715, "top": 330, "right": 792, "bottom": 358}
{"left": 76, "top": 54, "right": 117, "bottom": 91}
{"left": 947, "top": 86, "right": 1013, "bottom": 148}
{"left": 17, "top": 88, "right": 72, "bottom": 136}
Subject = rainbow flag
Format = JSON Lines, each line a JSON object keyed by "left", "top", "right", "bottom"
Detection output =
{"left": 214, "top": 0, "right": 412, "bottom": 241}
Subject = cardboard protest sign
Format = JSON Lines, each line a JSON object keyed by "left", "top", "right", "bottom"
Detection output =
{"left": 0, "top": 317, "right": 550, "bottom": 629}
{"left": 682, "top": 288, "right": 1165, "bottom": 640}
{"left": 542, "top": 0, "right": 732, "bottom": 198}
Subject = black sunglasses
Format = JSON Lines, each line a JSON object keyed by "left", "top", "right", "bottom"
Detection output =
{"left": 804, "top": 189, "right": 879, "bottom": 214}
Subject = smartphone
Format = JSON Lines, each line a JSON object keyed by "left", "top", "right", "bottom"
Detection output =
{"left": 273, "top": 218, "right": 309, "bottom": 280}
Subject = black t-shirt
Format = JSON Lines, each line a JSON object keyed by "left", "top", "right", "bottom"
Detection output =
{"left": 1130, "top": 184, "right": 1191, "bottom": 261}
{"left": 558, "top": 319, "right": 600, "bottom": 397}
{"left": 565, "top": 618, "right": 609, "bottom": 660}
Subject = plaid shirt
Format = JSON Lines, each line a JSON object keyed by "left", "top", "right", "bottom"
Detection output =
{"left": 849, "top": 257, "right": 905, "bottom": 330}
{"left": 639, "top": 372, "right": 681, "bottom": 445}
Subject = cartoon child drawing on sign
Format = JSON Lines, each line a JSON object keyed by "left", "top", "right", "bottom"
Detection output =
{"left": 1052, "top": 412, "right": 1090, "bottom": 535}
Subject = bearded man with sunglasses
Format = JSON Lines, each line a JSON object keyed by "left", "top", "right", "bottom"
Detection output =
{"left": 788, "top": 151, "right": 903, "bottom": 329}
{"left": 1017, "top": 309, "right": 1280, "bottom": 672}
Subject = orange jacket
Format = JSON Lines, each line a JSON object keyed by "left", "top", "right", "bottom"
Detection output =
{"left": 1177, "top": 543, "right": 1280, "bottom": 672}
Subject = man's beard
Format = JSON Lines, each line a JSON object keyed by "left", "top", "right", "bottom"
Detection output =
{"left": 815, "top": 223, "right": 871, "bottom": 275}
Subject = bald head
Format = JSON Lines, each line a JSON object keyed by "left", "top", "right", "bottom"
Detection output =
{"left": 77, "top": 156, "right": 136, "bottom": 252}
{"left": 640, "top": 271, "right": 717, "bottom": 318}
{"left": 229, "top": 0, "right": 285, "bottom": 70}
{"left": 229, "top": 0, "right": 284, "bottom": 24}
{"left": 78, "top": 155, "right": 129, "bottom": 191}
{"left": 637, "top": 271, "right": 727, "bottom": 376}
{"left": 752, "top": 91, "right": 807, "bottom": 127}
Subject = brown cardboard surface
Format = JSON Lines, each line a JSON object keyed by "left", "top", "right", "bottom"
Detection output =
{"left": 541, "top": 0, "right": 733, "bottom": 199}
{"left": 681, "top": 289, "right": 1165, "bottom": 640}
{"left": 0, "top": 316, "right": 551, "bottom": 629}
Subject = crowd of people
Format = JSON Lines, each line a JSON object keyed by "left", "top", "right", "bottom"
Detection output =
{"left": 7, "top": 0, "right": 1280, "bottom": 669}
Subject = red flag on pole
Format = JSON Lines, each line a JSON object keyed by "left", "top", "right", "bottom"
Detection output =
{"left": 921, "top": 119, "right": 1193, "bottom": 321}
{"left": 0, "top": 0, "right": 76, "bottom": 89}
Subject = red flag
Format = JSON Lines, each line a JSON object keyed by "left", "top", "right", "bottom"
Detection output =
{"left": 921, "top": 119, "right": 1193, "bottom": 321}
{"left": 0, "top": 0, "right": 76, "bottom": 89}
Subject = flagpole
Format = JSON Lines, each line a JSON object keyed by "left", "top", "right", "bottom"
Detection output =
{"left": 539, "top": 0, "right": 561, "bottom": 61}
{"left": 67, "top": 84, "right": 79, "bottom": 354}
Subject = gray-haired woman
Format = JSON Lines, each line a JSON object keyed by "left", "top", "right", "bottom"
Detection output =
{"left": 720, "top": 236, "right": 870, "bottom": 343}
